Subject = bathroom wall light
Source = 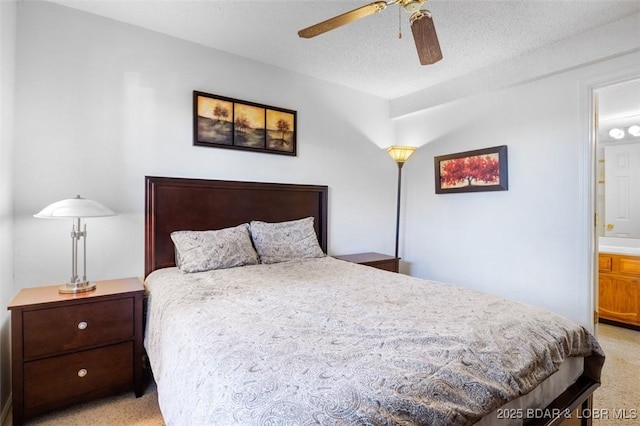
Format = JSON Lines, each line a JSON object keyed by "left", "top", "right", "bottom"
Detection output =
{"left": 608, "top": 128, "right": 625, "bottom": 139}
{"left": 628, "top": 125, "right": 640, "bottom": 137}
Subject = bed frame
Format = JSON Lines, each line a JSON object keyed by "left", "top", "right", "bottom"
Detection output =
{"left": 144, "top": 176, "right": 328, "bottom": 277}
{"left": 143, "top": 175, "right": 599, "bottom": 426}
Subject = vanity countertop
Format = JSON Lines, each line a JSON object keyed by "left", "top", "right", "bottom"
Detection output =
{"left": 599, "top": 246, "right": 640, "bottom": 256}
{"left": 599, "top": 237, "right": 640, "bottom": 256}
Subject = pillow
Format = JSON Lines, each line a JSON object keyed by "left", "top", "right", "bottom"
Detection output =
{"left": 250, "top": 217, "right": 325, "bottom": 264}
{"left": 171, "top": 224, "right": 258, "bottom": 273}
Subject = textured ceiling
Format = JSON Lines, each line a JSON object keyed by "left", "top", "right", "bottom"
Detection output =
{"left": 41, "top": 0, "right": 640, "bottom": 100}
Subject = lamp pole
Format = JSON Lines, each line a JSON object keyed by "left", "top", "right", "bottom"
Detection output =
{"left": 394, "top": 161, "right": 404, "bottom": 259}
{"left": 386, "top": 146, "right": 416, "bottom": 261}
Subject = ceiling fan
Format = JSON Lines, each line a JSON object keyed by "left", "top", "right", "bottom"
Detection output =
{"left": 298, "top": 0, "right": 442, "bottom": 66}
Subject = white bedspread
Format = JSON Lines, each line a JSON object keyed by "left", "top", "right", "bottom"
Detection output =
{"left": 144, "top": 257, "right": 604, "bottom": 426}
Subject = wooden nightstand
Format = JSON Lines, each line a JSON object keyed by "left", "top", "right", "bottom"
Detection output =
{"left": 334, "top": 252, "right": 400, "bottom": 273}
{"left": 7, "top": 277, "right": 145, "bottom": 425}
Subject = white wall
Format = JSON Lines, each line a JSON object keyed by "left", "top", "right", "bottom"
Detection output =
{"left": 395, "top": 51, "right": 640, "bottom": 328}
{"left": 0, "top": 0, "right": 17, "bottom": 419}
{"left": 12, "top": 1, "right": 398, "bottom": 289}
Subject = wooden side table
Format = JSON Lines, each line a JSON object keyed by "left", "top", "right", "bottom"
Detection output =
{"left": 7, "top": 277, "right": 145, "bottom": 425}
{"left": 334, "top": 252, "right": 400, "bottom": 273}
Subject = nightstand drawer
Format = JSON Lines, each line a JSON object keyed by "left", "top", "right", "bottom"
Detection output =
{"left": 24, "top": 342, "right": 133, "bottom": 417}
{"left": 334, "top": 252, "right": 399, "bottom": 273}
{"left": 23, "top": 298, "right": 134, "bottom": 359}
{"left": 366, "top": 259, "right": 398, "bottom": 272}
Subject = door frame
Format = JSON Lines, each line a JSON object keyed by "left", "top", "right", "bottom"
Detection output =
{"left": 581, "top": 71, "right": 640, "bottom": 332}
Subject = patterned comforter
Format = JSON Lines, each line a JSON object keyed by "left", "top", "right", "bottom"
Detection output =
{"left": 144, "top": 257, "right": 604, "bottom": 426}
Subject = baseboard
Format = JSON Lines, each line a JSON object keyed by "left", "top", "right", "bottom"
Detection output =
{"left": 599, "top": 318, "right": 640, "bottom": 331}
{"left": 1, "top": 394, "right": 11, "bottom": 426}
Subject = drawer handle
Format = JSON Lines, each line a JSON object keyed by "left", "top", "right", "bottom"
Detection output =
{"left": 77, "top": 368, "right": 88, "bottom": 378}
{"left": 77, "top": 321, "right": 88, "bottom": 330}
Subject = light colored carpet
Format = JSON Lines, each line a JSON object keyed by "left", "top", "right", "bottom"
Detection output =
{"left": 3, "top": 324, "right": 637, "bottom": 425}
{"left": 3, "top": 380, "right": 164, "bottom": 426}
{"left": 593, "top": 324, "right": 640, "bottom": 425}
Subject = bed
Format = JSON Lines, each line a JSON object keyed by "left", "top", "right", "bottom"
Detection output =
{"left": 143, "top": 176, "right": 604, "bottom": 426}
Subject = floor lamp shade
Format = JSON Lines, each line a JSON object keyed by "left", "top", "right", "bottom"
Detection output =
{"left": 387, "top": 146, "right": 416, "bottom": 163}
{"left": 35, "top": 195, "right": 116, "bottom": 294}
{"left": 387, "top": 146, "right": 416, "bottom": 259}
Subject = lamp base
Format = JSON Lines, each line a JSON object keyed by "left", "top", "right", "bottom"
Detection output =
{"left": 58, "top": 281, "right": 96, "bottom": 294}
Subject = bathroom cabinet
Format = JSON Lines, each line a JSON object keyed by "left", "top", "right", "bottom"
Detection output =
{"left": 598, "top": 253, "right": 640, "bottom": 327}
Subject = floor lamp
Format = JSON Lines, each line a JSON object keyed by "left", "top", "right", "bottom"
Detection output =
{"left": 387, "top": 146, "right": 416, "bottom": 259}
{"left": 34, "top": 195, "right": 116, "bottom": 294}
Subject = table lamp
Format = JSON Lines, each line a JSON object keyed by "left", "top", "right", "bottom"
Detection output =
{"left": 34, "top": 195, "right": 116, "bottom": 294}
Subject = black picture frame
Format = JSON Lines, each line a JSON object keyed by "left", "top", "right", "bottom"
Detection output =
{"left": 434, "top": 145, "right": 508, "bottom": 194}
{"left": 193, "top": 91, "right": 296, "bottom": 156}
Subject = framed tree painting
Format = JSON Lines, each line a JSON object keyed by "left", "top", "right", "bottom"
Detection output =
{"left": 193, "top": 91, "right": 296, "bottom": 156}
{"left": 434, "top": 145, "right": 508, "bottom": 194}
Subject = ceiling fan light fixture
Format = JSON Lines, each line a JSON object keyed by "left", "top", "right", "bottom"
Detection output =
{"left": 628, "top": 125, "right": 640, "bottom": 137}
{"left": 401, "top": 0, "right": 426, "bottom": 14}
{"left": 608, "top": 128, "right": 625, "bottom": 139}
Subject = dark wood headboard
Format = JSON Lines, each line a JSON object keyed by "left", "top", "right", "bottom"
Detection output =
{"left": 144, "top": 176, "right": 328, "bottom": 277}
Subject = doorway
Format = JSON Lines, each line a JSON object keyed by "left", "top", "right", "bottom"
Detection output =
{"left": 595, "top": 79, "right": 640, "bottom": 242}
{"left": 590, "top": 77, "right": 640, "bottom": 416}
{"left": 593, "top": 78, "right": 640, "bottom": 329}
{"left": 590, "top": 76, "right": 640, "bottom": 332}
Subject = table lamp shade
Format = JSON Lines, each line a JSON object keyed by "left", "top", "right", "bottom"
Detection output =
{"left": 34, "top": 195, "right": 115, "bottom": 219}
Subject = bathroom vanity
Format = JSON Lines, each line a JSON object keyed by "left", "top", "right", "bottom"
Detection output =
{"left": 598, "top": 248, "right": 640, "bottom": 328}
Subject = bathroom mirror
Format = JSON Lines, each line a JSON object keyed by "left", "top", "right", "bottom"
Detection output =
{"left": 596, "top": 79, "right": 640, "bottom": 239}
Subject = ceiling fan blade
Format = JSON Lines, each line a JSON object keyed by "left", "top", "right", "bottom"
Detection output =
{"left": 410, "top": 10, "right": 442, "bottom": 65}
{"left": 298, "top": 1, "right": 388, "bottom": 38}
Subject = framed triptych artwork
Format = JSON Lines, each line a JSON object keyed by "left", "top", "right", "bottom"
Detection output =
{"left": 193, "top": 91, "right": 296, "bottom": 156}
